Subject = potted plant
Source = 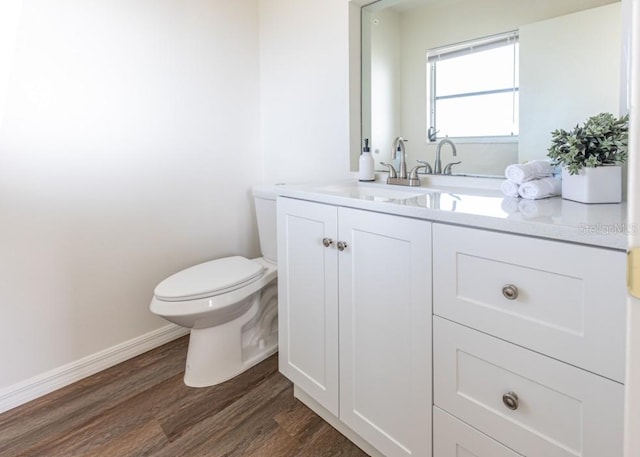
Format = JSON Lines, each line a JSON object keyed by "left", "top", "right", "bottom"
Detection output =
{"left": 547, "top": 112, "right": 629, "bottom": 203}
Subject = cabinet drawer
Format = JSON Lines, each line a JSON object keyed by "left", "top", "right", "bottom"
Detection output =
{"left": 433, "top": 223, "right": 626, "bottom": 382}
{"left": 434, "top": 317, "right": 624, "bottom": 457}
{"left": 434, "top": 407, "right": 522, "bottom": 457}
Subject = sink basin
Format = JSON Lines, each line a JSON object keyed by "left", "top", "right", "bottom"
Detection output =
{"left": 313, "top": 184, "right": 426, "bottom": 202}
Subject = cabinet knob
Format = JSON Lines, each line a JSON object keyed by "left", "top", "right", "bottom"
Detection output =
{"left": 337, "top": 241, "right": 348, "bottom": 251}
{"left": 502, "top": 284, "right": 519, "bottom": 300}
{"left": 322, "top": 238, "right": 333, "bottom": 248}
{"left": 502, "top": 391, "right": 519, "bottom": 410}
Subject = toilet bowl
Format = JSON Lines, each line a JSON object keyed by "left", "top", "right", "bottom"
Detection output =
{"left": 150, "top": 186, "right": 278, "bottom": 387}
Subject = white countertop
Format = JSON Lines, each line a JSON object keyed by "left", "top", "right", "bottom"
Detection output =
{"left": 276, "top": 179, "right": 629, "bottom": 250}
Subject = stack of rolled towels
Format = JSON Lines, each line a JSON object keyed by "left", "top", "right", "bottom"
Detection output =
{"left": 501, "top": 160, "right": 560, "bottom": 200}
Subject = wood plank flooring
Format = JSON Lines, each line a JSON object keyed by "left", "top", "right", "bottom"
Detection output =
{"left": 0, "top": 337, "right": 368, "bottom": 457}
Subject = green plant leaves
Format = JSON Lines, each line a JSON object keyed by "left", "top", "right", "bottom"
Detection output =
{"left": 546, "top": 112, "right": 629, "bottom": 175}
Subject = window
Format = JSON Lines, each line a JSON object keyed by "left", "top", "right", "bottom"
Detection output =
{"left": 427, "top": 31, "right": 519, "bottom": 141}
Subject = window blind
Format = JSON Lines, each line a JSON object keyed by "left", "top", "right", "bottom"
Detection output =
{"left": 427, "top": 30, "right": 518, "bottom": 63}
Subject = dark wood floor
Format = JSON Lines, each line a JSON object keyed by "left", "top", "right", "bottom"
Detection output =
{"left": 0, "top": 337, "right": 368, "bottom": 457}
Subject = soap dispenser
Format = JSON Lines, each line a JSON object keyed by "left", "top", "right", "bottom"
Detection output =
{"left": 359, "top": 139, "right": 375, "bottom": 182}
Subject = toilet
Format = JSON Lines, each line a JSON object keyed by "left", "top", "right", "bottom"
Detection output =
{"left": 150, "top": 186, "right": 278, "bottom": 387}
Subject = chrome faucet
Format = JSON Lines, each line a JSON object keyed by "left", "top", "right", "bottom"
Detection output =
{"left": 434, "top": 138, "right": 457, "bottom": 174}
{"left": 392, "top": 137, "right": 408, "bottom": 179}
{"left": 380, "top": 136, "right": 424, "bottom": 187}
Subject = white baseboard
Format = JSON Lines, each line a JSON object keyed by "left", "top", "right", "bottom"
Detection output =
{"left": 0, "top": 324, "right": 189, "bottom": 414}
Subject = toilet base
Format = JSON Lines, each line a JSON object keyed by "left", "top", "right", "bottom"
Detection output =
{"left": 184, "top": 329, "right": 277, "bottom": 387}
{"left": 183, "top": 281, "right": 278, "bottom": 387}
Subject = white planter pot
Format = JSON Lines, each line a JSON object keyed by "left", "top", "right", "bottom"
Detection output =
{"left": 561, "top": 166, "right": 622, "bottom": 203}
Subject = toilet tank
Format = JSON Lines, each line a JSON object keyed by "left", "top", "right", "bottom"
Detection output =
{"left": 252, "top": 185, "right": 278, "bottom": 263}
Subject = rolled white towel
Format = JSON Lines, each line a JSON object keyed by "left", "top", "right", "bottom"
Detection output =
{"left": 505, "top": 160, "right": 553, "bottom": 184}
{"left": 518, "top": 177, "right": 561, "bottom": 200}
{"left": 500, "top": 180, "right": 520, "bottom": 198}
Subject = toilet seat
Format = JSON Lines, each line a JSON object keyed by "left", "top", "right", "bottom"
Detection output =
{"left": 154, "top": 256, "right": 265, "bottom": 302}
{"left": 150, "top": 257, "right": 277, "bottom": 329}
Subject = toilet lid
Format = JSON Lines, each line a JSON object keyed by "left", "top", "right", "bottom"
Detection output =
{"left": 154, "top": 256, "right": 265, "bottom": 301}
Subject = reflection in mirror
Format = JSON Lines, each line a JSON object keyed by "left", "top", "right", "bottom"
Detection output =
{"left": 427, "top": 31, "right": 519, "bottom": 140}
{"left": 360, "top": 0, "right": 621, "bottom": 177}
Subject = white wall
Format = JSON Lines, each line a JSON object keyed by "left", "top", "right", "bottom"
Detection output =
{"left": 0, "top": 0, "right": 262, "bottom": 391}
{"left": 0, "top": 1, "right": 23, "bottom": 130}
{"left": 259, "top": 0, "right": 352, "bottom": 183}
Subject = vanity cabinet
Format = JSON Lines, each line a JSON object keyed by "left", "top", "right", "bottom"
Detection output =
{"left": 276, "top": 189, "right": 626, "bottom": 457}
{"left": 277, "top": 197, "right": 432, "bottom": 457}
{"left": 432, "top": 223, "right": 626, "bottom": 457}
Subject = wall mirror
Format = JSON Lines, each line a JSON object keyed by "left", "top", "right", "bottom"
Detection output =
{"left": 359, "top": 0, "right": 622, "bottom": 177}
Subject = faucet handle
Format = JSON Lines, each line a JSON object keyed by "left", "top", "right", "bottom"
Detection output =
{"left": 443, "top": 161, "right": 462, "bottom": 175}
{"left": 416, "top": 160, "right": 433, "bottom": 174}
{"left": 379, "top": 161, "right": 398, "bottom": 178}
{"left": 410, "top": 162, "right": 432, "bottom": 179}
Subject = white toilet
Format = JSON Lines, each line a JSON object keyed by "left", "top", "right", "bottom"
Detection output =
{"left": 150, "top": 186, "right": 278, "bottom": 387}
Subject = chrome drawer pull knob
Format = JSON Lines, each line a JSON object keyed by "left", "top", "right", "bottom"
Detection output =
{"left": 502, "top": 392, "right": 519, "bottom": 410}
{"left": 502, "top": 284, "right": 519, "bottom": 300}
{"left": 322, "top": 238, "right": 333, "bottom": 248}
{"left": 337, "top": 241, "right": 348, "bottom": 251}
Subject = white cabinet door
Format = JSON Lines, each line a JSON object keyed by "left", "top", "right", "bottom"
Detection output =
{"left": 338, "top": 208, "right": 432, "bottom": 457}
{"left": 277, "top": 197, "right": 339, "bottom": 415}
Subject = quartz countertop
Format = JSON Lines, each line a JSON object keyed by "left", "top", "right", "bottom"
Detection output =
{"left": 276, "top": 179, "right": 629, "bottom": 250}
